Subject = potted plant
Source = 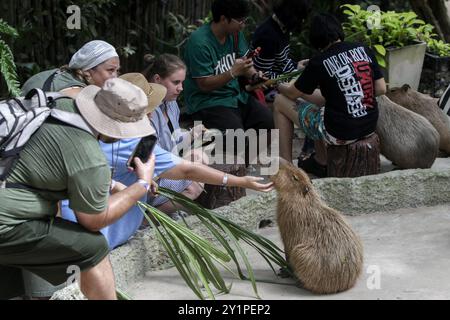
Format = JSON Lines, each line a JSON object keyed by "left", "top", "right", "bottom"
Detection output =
{"left": 420, "top": 38, "right": 450, "bottom": 96}
{"left": 341, "top": 4, "right": 433, "bottom": 90}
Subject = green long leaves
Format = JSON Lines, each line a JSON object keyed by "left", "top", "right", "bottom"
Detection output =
{"left": 145, "top": 187, "right": 290, "bottom": 299}
{"left": 138, "top": 202, "right": 232, "bottom": 300}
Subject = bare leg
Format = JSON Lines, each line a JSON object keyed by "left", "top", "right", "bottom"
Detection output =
{"left": 156, "top": 182, "right": 204, "bottom": 215}
{"left": 80, "top": 256, "right": 116, "bottom": 300}
{"left": 273, "top": 94, "right": 301, "bottom": 162}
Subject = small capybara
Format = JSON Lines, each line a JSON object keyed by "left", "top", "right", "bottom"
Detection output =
{"left": 376, "top": 95, "right": 439, "bottom": 169}
{"left": 386, "top": 85, "right": 450, "bottom": 154}
{"left": 271, "top": 163, "right": 363, "bottom": 294}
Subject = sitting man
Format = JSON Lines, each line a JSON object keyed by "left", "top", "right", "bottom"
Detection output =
{"left": 0, "top": 78, "right": 156, "bottom": 300}
{"left": 183, "top": 0, "right": 274, "bottom": 148}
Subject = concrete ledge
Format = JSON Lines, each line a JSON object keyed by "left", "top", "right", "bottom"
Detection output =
{"left": 52, "top": 167, "right": 450, "bottom": 299}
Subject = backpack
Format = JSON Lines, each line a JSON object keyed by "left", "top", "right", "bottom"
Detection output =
{"left": 0, "top": 88, "right": 94, "bottom": 188}
{"left": 438, "top": 84, "right": 450, "bottom": 117}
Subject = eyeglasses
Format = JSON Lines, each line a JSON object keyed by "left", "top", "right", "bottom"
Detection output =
{"left": 231, "top": 17, "right": 249, "bottom": 25}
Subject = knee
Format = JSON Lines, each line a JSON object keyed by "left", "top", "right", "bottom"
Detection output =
{"left": 183, "top": 182, "right": 203, "bottom": 200}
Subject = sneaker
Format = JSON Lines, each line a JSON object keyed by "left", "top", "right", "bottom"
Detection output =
{"left": 297, "top": 153, "right": 327, "bottom": 178}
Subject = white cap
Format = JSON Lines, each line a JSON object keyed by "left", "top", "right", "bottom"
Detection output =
{"left": 69, "top": 40, "right": 119, "bottom": 71}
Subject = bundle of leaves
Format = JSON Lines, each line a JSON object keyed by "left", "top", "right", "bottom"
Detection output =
{"left": 137, "top": 187, "right": 289, "bottom": 300}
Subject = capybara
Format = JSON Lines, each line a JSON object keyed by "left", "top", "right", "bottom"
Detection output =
{"left": 386, "top": 85, "right": 450, "bottom": 154}
{"left": 376, "top": 95, "right": 439, "bottom": 169}
{"left": 271, "top": 163, "right": 363, "bottom": 294}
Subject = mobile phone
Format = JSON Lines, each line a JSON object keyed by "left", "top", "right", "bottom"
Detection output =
{"left": 245, "top": 46, "right": 261, "bottom": 59}
{"left": 127, "top": 135, "right": 157, "bottom": 169}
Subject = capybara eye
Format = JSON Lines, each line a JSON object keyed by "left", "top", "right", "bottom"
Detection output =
{"left": 292, "top": 175, "right": 299, "bottom": 181}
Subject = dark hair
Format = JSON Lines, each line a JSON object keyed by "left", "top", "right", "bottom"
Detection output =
{"left": 211, "top": 0, "right": 250, "bottom": 22}
{"left": 309, "top": 13, "right": 345, "bottom": 51}
{"left": 141, "top": 53, "right": 186, "bottom": 81}
{"left": 273, "top": 0, "right": 312, "bottom": 32}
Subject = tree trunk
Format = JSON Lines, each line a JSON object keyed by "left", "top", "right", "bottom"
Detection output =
{"left": 409, "top": 0, "right": 450, "bottom": 42}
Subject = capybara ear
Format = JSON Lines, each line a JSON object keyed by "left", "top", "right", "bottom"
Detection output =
{"left": 302, "top": 186, "right": 310, "bottom": 196}
{"left": 401, "top": 84, "right": 411, "bottom": 92}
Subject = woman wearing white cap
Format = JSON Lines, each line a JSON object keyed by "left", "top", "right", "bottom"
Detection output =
{"left": 21, "top": 40, "right": 120, "bottom": 97}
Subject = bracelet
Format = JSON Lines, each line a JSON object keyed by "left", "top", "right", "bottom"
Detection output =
{"left": 222, "top": 173, "right": 229, "bottom": 187}
{"left": 229, "top": 69, "right": 236, "bottom": 79}
{"left": 137, "top": 179, "right": 150, "bottom": 192}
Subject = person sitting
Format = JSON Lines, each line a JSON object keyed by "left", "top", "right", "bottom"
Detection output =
{"left": 142, "top": 53, "right": 207, "bottom": 216}
{"left": 183, "top": 0, "right": 274, "bottom": 140}
{"left": 0, "top": 78, "right": 157, "bottom": 300}
{"left": 21, "top": 40, "right": 120, "bottom": 97}
{"left": 273, "top": 13, "right": 386, "bottom": 177}
{"left": 61, "top": 73, "right": 274, "bottom": 252}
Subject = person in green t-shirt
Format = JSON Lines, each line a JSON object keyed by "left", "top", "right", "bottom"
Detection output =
{"left": 0, "top": 78, "right": 157, "bottom": 300}
{"left": 183, "top": 0, "right": 274, "bottom": 134}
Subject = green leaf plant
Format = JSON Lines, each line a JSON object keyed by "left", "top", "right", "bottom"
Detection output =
{"left": 341, "top": 4, "right": 436, "bottom": 68}
{"left": 0, "top": 19, "right": 20, "bottom": 97}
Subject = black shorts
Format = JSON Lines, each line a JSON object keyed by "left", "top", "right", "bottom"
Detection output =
{"left": 191, "top": 96, "right": 274, "bottom": 132}
{"left": 0, "top": 218, "right": 109, "bottom": 299}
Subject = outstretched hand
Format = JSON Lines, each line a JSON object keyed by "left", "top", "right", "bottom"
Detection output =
{"left": 243, "top": 176, "right": 274, "bottom": 192}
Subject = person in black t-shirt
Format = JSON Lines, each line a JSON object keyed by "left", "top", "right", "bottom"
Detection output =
{"left": 273, "top": 13, "right": 386, "bottom": 177}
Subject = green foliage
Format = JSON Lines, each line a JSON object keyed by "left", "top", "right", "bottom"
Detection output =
{"left": 426, "top": 38, "right": 450, "bottom": 57}
{"left": 156, "top": 12, "right": 211, "bottom": 56}
{"left": 341, "top": 4, "right": 435, "bottom": 67}
{"left": 0, "top": 19, "right": 20, "bottom": 97}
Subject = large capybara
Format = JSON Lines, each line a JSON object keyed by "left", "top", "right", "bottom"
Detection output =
{"left": 271, "top": 163, "right": 363, "bottom": 294}
{"left": 386, "top": 85, "right": 450, "bottom": 154}
{"left": 376, "top": 95, "right": 440, "bottom": 169}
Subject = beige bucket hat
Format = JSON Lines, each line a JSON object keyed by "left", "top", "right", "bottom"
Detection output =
{"left": 76, "top": 78, "right": 155, "bottom": 139}
{"left": 119, "top": 73, "right": 167, "bottom": 114}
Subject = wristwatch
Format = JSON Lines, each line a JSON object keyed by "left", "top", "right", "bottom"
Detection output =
{"left": 137, "top": 179, "right": 150, "bottom": 192}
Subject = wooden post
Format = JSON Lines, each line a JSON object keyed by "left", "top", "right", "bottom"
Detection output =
{"left": 327, "top": 133, "right": 381, "bottom": 178}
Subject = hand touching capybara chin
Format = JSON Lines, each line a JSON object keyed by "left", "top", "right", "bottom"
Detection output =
{"left": 386, "top": 85, "right": 450, "bottom": 154}
{"left": 271, "top": 163, "right": 363, "bottom": 294}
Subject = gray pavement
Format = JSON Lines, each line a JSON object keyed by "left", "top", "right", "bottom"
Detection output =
{"left": 127, "top": 205, "right": 450, "bottom": 300}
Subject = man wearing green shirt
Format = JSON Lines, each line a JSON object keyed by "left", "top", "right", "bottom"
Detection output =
{"left": 184, "top": 0, "right": 274, "bottom": 134}
{"left": 0, "top": 78, "right": 158, "bottom": 300}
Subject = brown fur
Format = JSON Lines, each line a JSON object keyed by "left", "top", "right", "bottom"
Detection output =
{"left": 271, "top": 163, "right": 363, "bottom": 294}
{"left": 386, "top": 85, "right": 450, "bottom": 154}
{"left": 376, "top": 95, "right": 439, "bottom": 169}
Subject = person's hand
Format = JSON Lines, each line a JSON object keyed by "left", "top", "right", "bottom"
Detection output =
{"left": 132, "top": 154, "right": 156, "bottom": 184}
{"left": 190, "top": 124, "right": 207, "bottom": 141}
{"left": 230, "top": 58, "right": 253, "bottom": 78}
{"left": 150, "top": 180, "right": 158, "bottom": 195}
{"left": 297, "top": 59, "right": 309, "bottom": 71}
{"left": 242, "top": 176, "right": 274, "bottom": 192}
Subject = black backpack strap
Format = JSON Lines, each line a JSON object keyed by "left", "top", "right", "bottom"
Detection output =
{"left": 42, "top": 70, "right": 59, "bottom": 92}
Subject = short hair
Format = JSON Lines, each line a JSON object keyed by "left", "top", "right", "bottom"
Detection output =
{"left": 273, "top": 0, "right": 312, "bottom": 32}
{"left": 142, "top": 54, "right": 186, "bottom": 81}
{"left": 309, "top": 13, "right": 345, "bottom": 51}
{"left": 211, "top": 0, "right": 250, "bottom": 22}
